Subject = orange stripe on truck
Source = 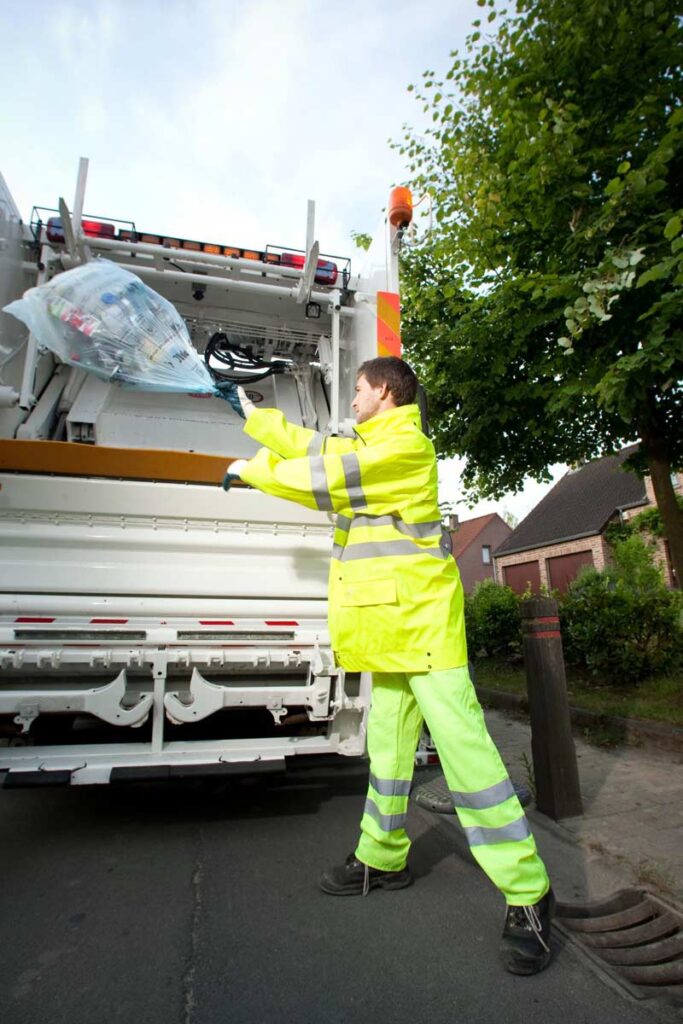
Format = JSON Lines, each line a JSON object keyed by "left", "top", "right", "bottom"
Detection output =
{"left": 377, "top": 291, "right": 401, "bottom": 358}
{"left": 0, "top": 438, "right": 230, "bottom": 485}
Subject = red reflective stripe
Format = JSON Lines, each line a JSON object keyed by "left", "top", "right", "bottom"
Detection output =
{"left": 533, "top": 616, "right": 559, "bottom": 624}
{"left": 90, "top": 618, "right": 128, "bottom": 624}
{"left": 15, "top": 616, "right": 55, "bottom": 623}
{"left": 265, "top": 620, "right": 299, "bottom": 626}
{"left": 199, "top": 620, "right": 235, "bottom": 625}
{"left": 526, "top": 630, "right": 561, "bottom": 639}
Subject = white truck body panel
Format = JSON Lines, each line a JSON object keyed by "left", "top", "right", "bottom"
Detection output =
{"left": 0, "top": 161, "right": 403, "bottom": 783}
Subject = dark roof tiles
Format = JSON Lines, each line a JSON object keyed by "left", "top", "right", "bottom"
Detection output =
{"left": 495, "top": 445, "right": 647, "bottom": 557}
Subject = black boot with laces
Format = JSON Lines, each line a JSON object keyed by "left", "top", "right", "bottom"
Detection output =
{"left": 320, "top": 853, "right": 413, "bottom": 896}
{"left": 499, "top": 888, "right": 555, "bottom": 975}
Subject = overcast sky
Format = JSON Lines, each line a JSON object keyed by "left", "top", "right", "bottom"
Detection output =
{"left": 1, "top": 0, "right": 565, "bottom": 522}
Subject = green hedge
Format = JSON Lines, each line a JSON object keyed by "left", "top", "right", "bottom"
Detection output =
{"left": 559, "top": 537, "right": 683, "bottom": 685}
{"left": 465, "top": 579, "right": 521, "bottom": 658}
{"left": 464, "top": 538, "right": 683, "bottom": 685}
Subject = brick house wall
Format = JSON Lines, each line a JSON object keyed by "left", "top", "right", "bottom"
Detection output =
{"left": 454, "top": 516, "right": 512, "bottom": 593}
{"left": 495, "top": 534, "right": 611, "bottom": 593}
{"left": 624, "top": 470, "right": 682, "bottom": 588}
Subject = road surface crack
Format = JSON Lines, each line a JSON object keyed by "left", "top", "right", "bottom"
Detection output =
{"left": 183, "top": 826, "right": 204, "bottom": 1024}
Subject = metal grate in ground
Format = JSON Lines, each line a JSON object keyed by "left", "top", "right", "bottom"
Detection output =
{"left": 556, "top": 888, "right": 683, "bottom": 1007}
{"left": 411, "top": 770, "right": 532, "bottom": 814}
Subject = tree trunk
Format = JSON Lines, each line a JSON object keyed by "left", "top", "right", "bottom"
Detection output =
{"left": 641, "top": 432, "right": 683, "bottom": 588}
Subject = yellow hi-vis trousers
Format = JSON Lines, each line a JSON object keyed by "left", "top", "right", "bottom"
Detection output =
{"left": 355, "top": 667, "right": 550, "bottom": 906}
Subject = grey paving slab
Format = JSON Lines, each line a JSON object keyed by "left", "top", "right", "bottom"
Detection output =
{"left": 483, "top": 707, "right": 683, "bottom": 907}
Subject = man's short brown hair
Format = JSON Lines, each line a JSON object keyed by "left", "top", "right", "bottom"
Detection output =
{"left": 356, "top": 356, "right": 418, "bottom": 407}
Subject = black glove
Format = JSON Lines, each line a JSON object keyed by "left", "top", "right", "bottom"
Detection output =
{"left": 222, "top": 472, "right": 240, "bottom": 491}
{"left": 215, "top": 381, "right": 246, "bottom": 419}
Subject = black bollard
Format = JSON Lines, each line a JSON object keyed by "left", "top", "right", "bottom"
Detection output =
{"left": 520, "top": 597, "right": 583, "bottom": 820}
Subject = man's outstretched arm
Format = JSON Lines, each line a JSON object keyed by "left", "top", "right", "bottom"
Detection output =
{"left": 243, "top": 406, "right": 357, "bottom": 461}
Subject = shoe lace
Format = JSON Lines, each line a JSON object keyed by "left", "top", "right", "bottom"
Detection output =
{"left": 362, "top": 863, "right": 370, "bottom": 897}
{"left": 521, "top": 905, "right": 550, "bottom": 953}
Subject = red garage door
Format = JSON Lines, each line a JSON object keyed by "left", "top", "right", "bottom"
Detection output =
{"left": 547, "top": 550, "right": 594, "bottom": 593}
{"left": 503, "top": 560, "right": 541, "bottom": 595}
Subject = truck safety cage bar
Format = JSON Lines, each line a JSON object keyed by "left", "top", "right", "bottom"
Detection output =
{"left": 29, "top": 208, "right": 351, "bottom": 289}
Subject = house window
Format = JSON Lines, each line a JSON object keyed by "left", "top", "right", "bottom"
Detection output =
{"left": 482, "top": 545, "right": 492, "bottom": 565}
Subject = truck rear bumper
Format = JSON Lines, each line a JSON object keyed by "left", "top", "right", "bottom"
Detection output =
{"left": 0, "top": 735, "right": 355, "bottom": 786}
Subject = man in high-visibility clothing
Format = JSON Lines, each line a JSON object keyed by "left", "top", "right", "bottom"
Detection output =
{"left": 223, "top": 356, "right": 554, "bottom": 975}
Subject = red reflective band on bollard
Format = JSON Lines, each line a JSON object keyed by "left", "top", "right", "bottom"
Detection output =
{"left": 523, "top": 616, "right": 561, "bottom": 638}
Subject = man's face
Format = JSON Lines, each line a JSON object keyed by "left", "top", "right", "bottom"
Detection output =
{"left": 352, "top": 374, "right": 386, "bottom": 424}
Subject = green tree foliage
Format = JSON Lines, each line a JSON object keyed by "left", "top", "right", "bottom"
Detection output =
{"left": 398, "top": 0, "right": 683, "bottom": 582}
{"left": 465, "top": 579, "right": 522, "bottom": 657}
{"left": 604, "top": 494, "right": 683, "bottom": 545}
{"left": 560, "top": 537, "right": 683, "bottom": 683}
{"left": 350, "top": 231, "right": 373, "bottom": 252}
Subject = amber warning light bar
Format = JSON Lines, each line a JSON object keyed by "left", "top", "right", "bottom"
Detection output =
{"left": 32, "top": 209, "right": 344, "bottom": 288}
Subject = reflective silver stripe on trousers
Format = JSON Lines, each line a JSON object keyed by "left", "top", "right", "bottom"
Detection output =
{"left": 370, "top": 772, "right": 412, "bottom": 798}
{"left": 340, "top": 453, "right": 367, "bottom": 510}
{"left": 363, "top": 797, "right": 407, "bottom": 832}
{"left": 336, "top": 514, "right": 442, "bottom": 541}
{"left": 331, "top": 539, "right": 448, "bottom": 562}
{"left": 307, "top": 432, "right": 325, "bottom": 456}
{"left": 309, "top": 456, "right": 334, "bottom": 511}
{"left": 450, "top": 777, "right": 516, "bottom": 810}
{"left": 463, "top": 815, "right": 531, "bottom": 847}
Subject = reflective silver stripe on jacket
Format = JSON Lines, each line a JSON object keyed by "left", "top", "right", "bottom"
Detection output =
{"left": 363, "top": 797, "right": 407, "bottom": 832}
{"left": 463, "top": 816, "right": 531, "bottom": 847}
{"left": 340, "top": 453, "right": 367, "bottom": 510}
{"left": 310, "top": 456, "right": 334, "bottom": 511}
{"left": 307, "top": 432, "right": 326, "bottom": 456}
{"left": 332, "top": 539, "right": 448, "bottom": 562}
{"left": 370, "top": 772, "right": 412, "bottom": 798}
{"left": 337, "top": 514, "right": 442, "bottom": 541}
{"left": 450, "top": 777, "right": 516, "bottom": 810}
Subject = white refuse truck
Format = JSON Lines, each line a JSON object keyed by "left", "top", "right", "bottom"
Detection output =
{"left": 0, "top": 159, "right": 423, "bottom": 785}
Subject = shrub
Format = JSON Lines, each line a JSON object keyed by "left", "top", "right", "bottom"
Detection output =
{"left": 560, "top": 536, "right": 683, "bottom": 684}
{"left": 465, "top": 580, "right": 521, "bottom": 659}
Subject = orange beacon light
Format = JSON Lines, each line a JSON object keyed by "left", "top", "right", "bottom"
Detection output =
{"left": 388, "top": 186, "right": 413, "bottom": 229}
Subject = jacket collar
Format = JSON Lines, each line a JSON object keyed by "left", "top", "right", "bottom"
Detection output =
{"left": 353, "top": 403, "right": 421, "bottom": 442}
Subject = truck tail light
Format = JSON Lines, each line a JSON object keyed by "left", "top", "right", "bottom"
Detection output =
{"left": 281, "top": 253, "right": 338, "bottom": 286}
{"left": 46, "top": 217, "right": 116, "bottom": 242}
{"left": 81, "top": 220, "right": 116, "bottom": 238}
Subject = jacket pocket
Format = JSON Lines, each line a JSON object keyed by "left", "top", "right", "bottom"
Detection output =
{"left": 340, "top": 577, "right": 397, "bottom": 607}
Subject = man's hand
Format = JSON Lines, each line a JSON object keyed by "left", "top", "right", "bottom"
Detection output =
{"left": 216, "top": 382, "right": 255, "bottom": 419}
{"left": 222, "top": 458, "right": 248, "bottom": 491}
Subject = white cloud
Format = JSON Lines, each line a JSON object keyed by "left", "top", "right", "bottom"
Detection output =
{"left": 438, "top": 457, "right": 568, "bottom": 524}
{"left": 47, "top": 0, "right": 121, "bottom": 66}
{"left": 77, "top": 95, "right": 107, "bottom": 136}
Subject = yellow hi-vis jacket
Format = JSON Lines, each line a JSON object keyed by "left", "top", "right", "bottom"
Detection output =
{"left": 240, "top": 403, "right": 468, "bottom": 673}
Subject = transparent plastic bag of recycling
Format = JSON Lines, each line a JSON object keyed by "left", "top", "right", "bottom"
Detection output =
{"left": 3, "top": 259, "right": 216, "bottom": 395}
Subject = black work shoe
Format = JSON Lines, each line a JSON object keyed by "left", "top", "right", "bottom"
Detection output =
{"left": 320, "top": 853, "right": 413, "bottom": 896}
{"left": 499, "top": 888, "right": 555, "bottom": 975}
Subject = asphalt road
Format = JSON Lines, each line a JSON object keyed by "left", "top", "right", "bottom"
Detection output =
{"left": 0, "top": 760, "right": 674, "bottom": 1024}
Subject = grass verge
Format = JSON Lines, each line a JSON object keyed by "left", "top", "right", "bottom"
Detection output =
{"left": 472, "top": 657, "right": 683, "bottom": 727}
